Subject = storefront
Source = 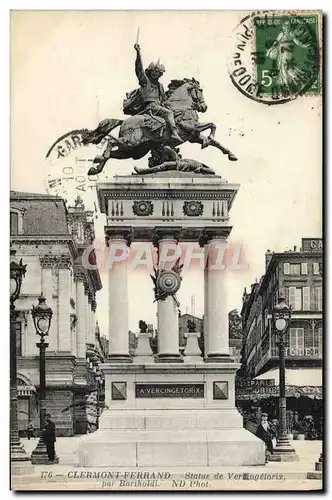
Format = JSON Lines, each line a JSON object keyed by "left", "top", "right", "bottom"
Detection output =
{"left": 236, "top": 369, "right": 323, "bottom": 438}
{"left": 17, "top": 377, "right": 38, "bottom": 437}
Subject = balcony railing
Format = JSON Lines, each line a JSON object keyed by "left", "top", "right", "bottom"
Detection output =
{"left": 270, "top": 346, "right": 322, "bottom": 358}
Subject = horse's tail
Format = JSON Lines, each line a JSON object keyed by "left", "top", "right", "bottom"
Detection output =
{"left": 81, "top": 118, "right": 123, "bottom": 145}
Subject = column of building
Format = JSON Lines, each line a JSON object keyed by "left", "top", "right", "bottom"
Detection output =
{"left": 202, "top": 233, "right": 230, "bottom": 361}
{"left": 107, "top": 232, "right": 131, "bottom": 362}
{"left": 75, "top": 271, "right": 87, "bottom": 359}
{"left": 155, "top": 234, "right": 182, "bottom": 362}
{"left": 58, "top": 255, "right": 73, "bottom": 352}
{"left": 40, "top": 255, "right": 57, "bottom": 352}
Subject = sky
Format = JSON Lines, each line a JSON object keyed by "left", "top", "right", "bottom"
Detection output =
{"left": 10, "top": 10, "right": 322, "bottom": 336}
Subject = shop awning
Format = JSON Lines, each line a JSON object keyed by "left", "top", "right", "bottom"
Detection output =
{"left": 236, "top": 368, "right": 322, "bottom": 401}
{"left": 255, "top": 368, "right": 322, "bottom": 387}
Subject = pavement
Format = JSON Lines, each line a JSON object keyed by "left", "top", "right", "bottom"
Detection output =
{"left": 11, "top": 437, "right": 323, "bottom": 491}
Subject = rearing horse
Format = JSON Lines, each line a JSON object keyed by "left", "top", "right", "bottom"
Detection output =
{"left": 83, "top": 78, "right": 237, "bottom": 175}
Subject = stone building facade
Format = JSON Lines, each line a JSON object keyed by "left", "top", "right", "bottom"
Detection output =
{"left": 241, "top": 238, "right": 323, "bottom": 378}
{"left": 239, "top": 238, "right": 323, "bottom": 433}
{"left": 10, "top": 191, "right": 104, "bottom": 436}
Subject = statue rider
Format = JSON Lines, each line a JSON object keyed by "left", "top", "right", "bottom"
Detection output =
{"left": 134, "top": 43, "right": 183, "bottom": 146}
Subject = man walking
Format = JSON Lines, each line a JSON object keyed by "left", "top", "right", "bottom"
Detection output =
{"left": 43, "top": 413, "right": 56, "bottom": 463}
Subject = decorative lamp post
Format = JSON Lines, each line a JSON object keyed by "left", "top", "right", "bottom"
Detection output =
{"left": 270, "top": 296, "right": 298, "bottom": 461}
{"left": 30, "top": 294, "right": 58, "bottom": 464}
{"left": 10, "top": 249, "right": 31, "bottom": 471}
{"left": 95, "top": 368, "right": 102, "bottom": 430}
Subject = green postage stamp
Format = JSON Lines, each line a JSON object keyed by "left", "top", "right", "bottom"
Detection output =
{"left": 229, "top": 11, "right": 321, "bottom": 104}
{"left": 254, "top": 14, "right": 320, "bottom": 99}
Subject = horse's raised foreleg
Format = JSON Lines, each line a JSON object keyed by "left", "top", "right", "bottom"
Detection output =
{"left": 194, "top": 122, "right": 216, "bottom": 140}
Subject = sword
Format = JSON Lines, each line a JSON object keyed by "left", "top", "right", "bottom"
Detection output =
{"left": 136, "top": 27, "right": 140, "bottom": 46}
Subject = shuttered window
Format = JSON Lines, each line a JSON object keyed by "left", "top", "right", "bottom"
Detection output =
{"left": 10, "top": 212, "right": 19, "bottom": 235}
{"left": 288, "top": 287, "right": 296, "bottom": 309}
{"left": 301, "top": 262, "right": 308, "bottom": 275}
{"left": 316, "top": 287, "right": 322, "bottom": 311}
{"left": 295, "top": 288, "right": 302, "bottom": 310}
{"left": 284, "top": 263, "right": 290, "bottom": 275}
{"left": 313, "top": 262, "right": 320, "bottom": 275}
{"left": 302, "top": 286, "right": 310, "bottom": 311}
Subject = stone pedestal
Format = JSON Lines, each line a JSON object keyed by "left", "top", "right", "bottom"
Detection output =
{"left": 134, "top": 332, "right": 154, "bottom": 363}
{"left": 79, "top": 172, "right": 265, "bottom": 467}
{"left": 78, "top": 363, "right": 265, "bottom": 466}
{"left": 184, "top": 332, "right": 203, "bottom": 363}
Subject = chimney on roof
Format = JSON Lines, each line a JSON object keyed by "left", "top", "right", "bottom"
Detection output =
{"left": 265, "top": 249, "right": 273, "bottom": 270}
{"left": 294, "top": 245, "right": 297, "bottom": 251}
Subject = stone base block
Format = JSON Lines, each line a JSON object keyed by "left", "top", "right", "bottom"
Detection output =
{"left": 11, "top": 461, "right": 34, "bottom": 476}
{"left": 78, "top": 427, "right": 265, "bottom": 467}
{"left": 99, "top": 408, "right": 243, "bottom": 430}
{"left": 307, "top": 471, "right": 322, "bottom": 480}
{"left": 269, "top": 452, "right": 299, "bottom": 462}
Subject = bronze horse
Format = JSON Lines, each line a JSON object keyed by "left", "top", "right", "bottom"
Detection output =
{"left": 82, "top": 78, "right": 237, "bottom": 175}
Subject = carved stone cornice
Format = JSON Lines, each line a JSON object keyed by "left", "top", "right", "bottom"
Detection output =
{"left": 199, "top": 228, "right": 230, "bottom": 247}
{"left": 40, "top": 254, "right": 59, "bottom": 269}
{"left": 39, "top": 253, "right": 73, "bottom": 270}
{"left": 151, "top": 228, "right": 182, "bottom": 247}
{"left": 105, "top": 228, "right": 132, "bottom": 247}
{"left": 74, "top": 270, "right": 87, "bottom": 285}
{"left": 58, "top": 254, "right": 73, "bottom": 269}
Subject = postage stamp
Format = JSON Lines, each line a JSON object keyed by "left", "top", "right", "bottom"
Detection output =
{"left": 229, "top": 11, "right": 322, "bottom": 105}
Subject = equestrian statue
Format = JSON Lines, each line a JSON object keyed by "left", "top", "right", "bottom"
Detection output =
{"left": 80, "top": 41, "right": 238, "bottom": 176}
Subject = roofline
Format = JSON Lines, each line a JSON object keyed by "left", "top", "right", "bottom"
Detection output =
{"left": 260, "top": 249, "right": 323, "bottom": 291}
{"left": 10, "top": 191, "right": 66, "bottom": 202}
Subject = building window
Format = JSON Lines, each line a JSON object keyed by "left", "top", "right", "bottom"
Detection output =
{"left": 15, "top": 321, "right": 22, "bottom": 356}
{"left": 288, "top": 287, "right": 302, "bottom": 310}
{"left": 301, "top": 263, "right": 308, "bottom": 275}
{"left": 287, "top": 287, "right": 311, "bottom": 311}
{"left": 289, "top": 328, "right": 304, "bottom": 350}
{"left": 313, "top": 262, "right": 320, "bottom": 275}
{"left": 10, "top": 208, "right": 24, "bottom": 235}
{"left": 289, "top": 264, "right": 301, "bottom": 275}
{"left": 10, "top": 211, "right": 19, "bottom": 235}
{"left": 302, "top": 286, "right": 310, "bottom": 311}
{"left": 313, "top": 326, "right": 322, "bottom": 356}
{"left": 315, "top": 287, "right": 322, "bottom": 311}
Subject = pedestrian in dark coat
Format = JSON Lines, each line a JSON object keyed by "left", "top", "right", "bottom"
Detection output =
{"left": 256, "top": 413, "right": 275, "bottom": 462}
{"left": 27, "top": 420, "right": 35, "bottom": 440}
{"left": 43, "top": 413, "right": 56, "bottom": 463}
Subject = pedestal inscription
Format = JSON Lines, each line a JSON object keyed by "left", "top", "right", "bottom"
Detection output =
{"left": 135, "top": 383, "right": 204, "bottom": 398}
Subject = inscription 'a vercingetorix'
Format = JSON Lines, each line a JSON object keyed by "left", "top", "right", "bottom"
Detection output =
{"left": 135, "top": 383, "right": 204, "bottom": 398}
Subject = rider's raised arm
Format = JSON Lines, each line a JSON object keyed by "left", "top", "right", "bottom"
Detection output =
{"left": 135, "top": 45, "right": 148, "bottom": 86}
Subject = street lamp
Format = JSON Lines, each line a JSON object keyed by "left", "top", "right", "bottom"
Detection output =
{"left": 30, "top": 294, "right": 58, "bottom": 463}
{"left": 95, "top": 369, "right": 102, "bottom": 430}
{"left": 270, "top": 296, "right": 298, "bottom": 461}
{"left": 10, "top": 249, "right": 31, "bottom": 471}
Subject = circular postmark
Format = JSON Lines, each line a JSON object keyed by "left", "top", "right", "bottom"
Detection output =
{"left": 228, "top": 11, "right": 321, "bottom": 105}
{"left": 45, "top": 130, "right": 109, "bottom": 213}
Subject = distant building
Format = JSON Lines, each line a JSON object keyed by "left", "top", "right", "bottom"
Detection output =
{"left": 10, "top": 191, "right": 103, "bottom": 436}
{"left": 240, "top": 238, "right": 323, "bottom": 435}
